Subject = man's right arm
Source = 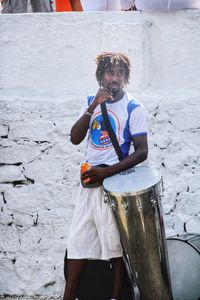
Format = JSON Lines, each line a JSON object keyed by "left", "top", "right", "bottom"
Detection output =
{"left": 70, "top": 89, "right": 114, "bottom": 145}
{"left": 70, "top": 104, "right": 95, "bottom": 145}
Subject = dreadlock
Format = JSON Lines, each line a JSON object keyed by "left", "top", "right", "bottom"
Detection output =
{"left": 95, "top": 52, "right": 131, "bottom": 87}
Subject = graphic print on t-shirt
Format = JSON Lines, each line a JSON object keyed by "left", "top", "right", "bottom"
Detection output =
{"left": 90, "top": 111, "right": 120, "bottom": 150}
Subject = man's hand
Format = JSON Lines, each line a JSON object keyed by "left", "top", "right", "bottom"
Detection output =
{"left": 81, "top": 166, "right": 111, "bottom": 184}
{"left": 88, "top": 88, "right": 114, "bottom": 113}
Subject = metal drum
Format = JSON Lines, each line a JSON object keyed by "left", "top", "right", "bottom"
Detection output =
{"left": 167, "top": 234, "right": 200, "bottom": 300}
{"left": 103, "top": 166, "right": 173, "bottom": 300}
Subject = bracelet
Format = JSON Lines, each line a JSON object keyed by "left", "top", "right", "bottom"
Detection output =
{"left": 84, "top": 109, "right": 93, "bottom": 117}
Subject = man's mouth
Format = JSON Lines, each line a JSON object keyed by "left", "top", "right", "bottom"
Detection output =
{"left": 109, "top": 83, "right": 119, "bottom": 91}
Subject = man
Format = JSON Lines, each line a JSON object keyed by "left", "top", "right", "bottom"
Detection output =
{"left": 64, "top": 52, "right": 148, "bottom": 300}
{"left": 120, "top": 0, "right": 200, "bottom": 11}
{"left": 70, "top": 0, "right": 82, "bottom": 11}
{"left": 1, "top": 0, "right": 53, "bottom": 13}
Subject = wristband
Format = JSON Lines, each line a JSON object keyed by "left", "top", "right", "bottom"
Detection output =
{"left": 84, "top": 109, "right": 93, "bottom": 117}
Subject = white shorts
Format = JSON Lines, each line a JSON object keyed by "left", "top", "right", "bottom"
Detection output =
{"left": 67, "top": 185, "right": 123, "bottom": 260}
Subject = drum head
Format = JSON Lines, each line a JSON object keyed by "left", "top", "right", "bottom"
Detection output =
{"left": 167, "top": 238, "right": 200, "bottom": 300}
{"left": 103, "top": 166, "right": 161, "bottom": 195}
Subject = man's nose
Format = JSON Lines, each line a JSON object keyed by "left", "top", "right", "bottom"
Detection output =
{"left": 112, "top": 73, "right": 119, "bottom": 82}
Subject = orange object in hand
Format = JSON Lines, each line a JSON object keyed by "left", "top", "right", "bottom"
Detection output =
{"left": 81, "top": 162, "right": 91, "bottom": 183}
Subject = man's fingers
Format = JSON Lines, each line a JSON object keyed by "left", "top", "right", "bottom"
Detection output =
{"left": 82, "top": 169, "right": 94, "bottom": 177}
{"left": 98, "top": 88, "right": 113, "bottom": 97}
{"left": 99, "top": 94, "right": 114, "bottom": 103}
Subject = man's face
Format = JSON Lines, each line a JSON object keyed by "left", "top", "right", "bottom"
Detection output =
{"left": 101, "top": 63, "right": 125, "bottom": 96}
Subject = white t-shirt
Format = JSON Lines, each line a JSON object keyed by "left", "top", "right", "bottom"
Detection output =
{"left": 120, "top": 0, "right": 200, "bottom": 11}
{"left": 83, "top": 92, "right": 147, "bottom": 166}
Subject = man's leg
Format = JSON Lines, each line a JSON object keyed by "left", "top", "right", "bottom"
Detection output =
{"left": 1, "top": 0, "right": 27, "bottom": 13}
{"left": 63, "top": 258, "right": 87, "bottom": 300}
{"left": 70, "top": 0, "right": 82, "bottom": 11}
{"left": 111, "top": 256, "right": 126, "bottom": 300}
{"left": 31, "top": 0, "right": 53, "bottom": 12}
{"left": 1, "top": 0, "right": 11, "bottom": 13}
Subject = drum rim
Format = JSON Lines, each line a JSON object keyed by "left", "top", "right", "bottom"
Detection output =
{"left": 167, "top": 233, "right": 200, "bottom": 254}
{"left": 103, "top": 180, "right": 160, "bottom": 196}
{"left": 103, "top": 166, "right": 161, "bottom": 196}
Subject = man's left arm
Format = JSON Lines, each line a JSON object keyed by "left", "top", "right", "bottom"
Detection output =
{"left": 81, "top": 134, "right": 148, "bottom": 183}
{"left": 106, "top": 134, "right": 148, "bottom": 176}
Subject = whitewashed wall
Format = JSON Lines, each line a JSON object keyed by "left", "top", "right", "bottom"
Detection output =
{"left": 0, "top": 10, "right": 200, "bottom": 298}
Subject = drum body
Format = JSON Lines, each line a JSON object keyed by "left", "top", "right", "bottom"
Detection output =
{"left": 103, "top": 166, "right": 173, "bottom": 300}
{"left": 167, "top": 234, "right": 200, "bottom": 300}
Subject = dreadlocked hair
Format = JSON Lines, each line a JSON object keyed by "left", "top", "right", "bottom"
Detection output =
{"left": 95, "top": 52, "right": 131, "bottom": 86}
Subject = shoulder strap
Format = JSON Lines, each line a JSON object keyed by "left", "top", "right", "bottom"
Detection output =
{"left": 101, "top": 102, "right": 123, "bottom": 161}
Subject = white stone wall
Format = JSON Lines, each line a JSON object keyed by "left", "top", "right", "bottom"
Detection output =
{"left": 0, "top": 10, "right": 200, "bottom": 298}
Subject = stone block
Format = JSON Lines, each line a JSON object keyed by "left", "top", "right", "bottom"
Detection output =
{"left": 0, "top": 195, "right": 14, "bottom": 225}
{"left": 0, "top": 142, "right": 41, "bottom": 164}
{"left": 0, "top": 124, "right": 9, "bottom": 137}
{"left": 176, "top": 191, "right": 200, "bottom": 215}
{"left": 186, "top": 218, "right": 200, "bottom": 234}
{"left": 17, "top": 223, "right": 69, "bottom": 255}
{"left": 9, "top": 121, "right": 57, "bottom": 142}
{"left": 23, "top": 158, "right": 72, "bottom": 185}
{"left": 0, "top": 165, "right": 25, "bottom": 183}
{"left": 4, "top": 184, "right": 72, "bottom": 214}
{"left": 187, "top": 174, "right": 200, "bottom": 192}
{"left": 0, "top": 258, "right": 16, "bottom": 294}
{"left": 0, "top": 225, "right": 20, "bottom": 252}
